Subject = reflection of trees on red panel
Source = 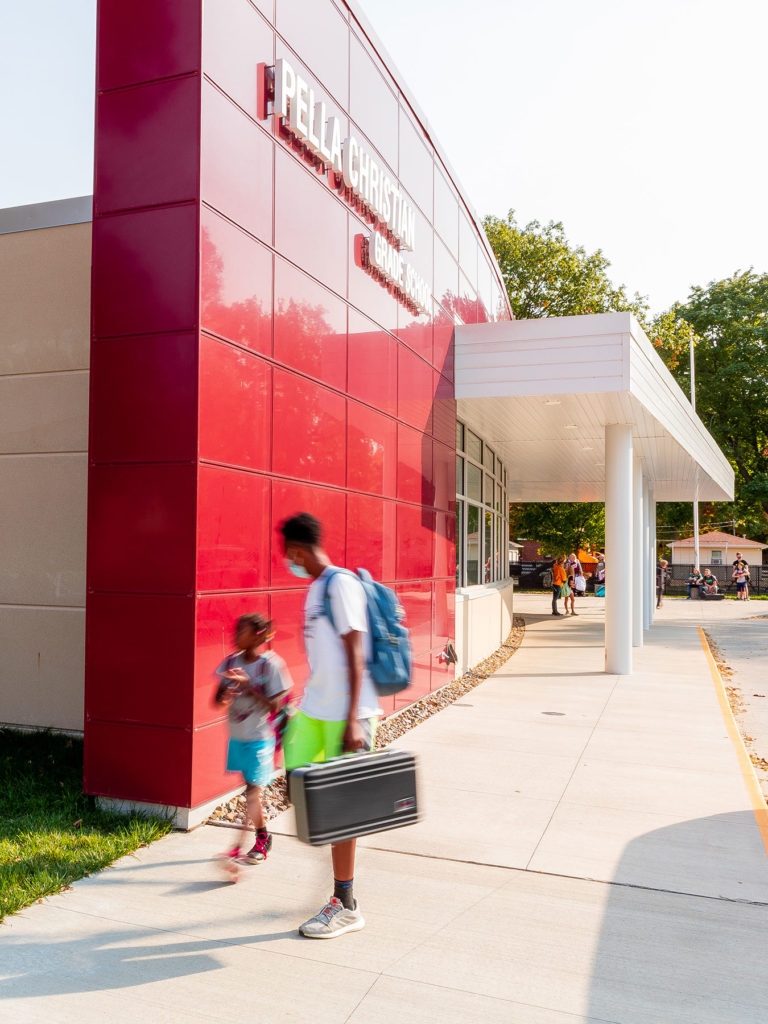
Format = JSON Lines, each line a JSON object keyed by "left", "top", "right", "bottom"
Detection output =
{"left": 202, "top": 225, "right": 342, "bottom": 379}
{"left": 439, "top": 290, "right": 478, "bottom": 327}
{"left": 275, "top": 296, "right": 335, "bottom": 381}
{"left": 201, "top": 226, "right": 270, "bottom": 347}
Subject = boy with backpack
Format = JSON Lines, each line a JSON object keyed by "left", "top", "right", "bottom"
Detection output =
{"left": 279, "top": 512, "right": 385, "bottom": 939}
{"left": 214, "top": 613, "right": 292, "bottom": 878}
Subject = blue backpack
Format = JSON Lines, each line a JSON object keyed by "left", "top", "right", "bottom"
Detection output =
{"left": 321, "top": 567, "right": 412, "bottom": 697}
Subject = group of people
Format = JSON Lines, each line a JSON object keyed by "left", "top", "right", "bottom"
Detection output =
{"left": 550, "top": 549, "right": 753, "bottom": 612}
{"left": 684, "top": 552, "right": 751, "bottom": 601}
{"left": 684, "top": 566, "right": 720, "bottom": 598}
{"left": 550, "top": 551, "right": 593, "bottom": 616}
{"left": 213, "top": 512, "right": 380, "bottom": 939}
{"left": 656, "top": 551, "right": 752, "bottom": 605}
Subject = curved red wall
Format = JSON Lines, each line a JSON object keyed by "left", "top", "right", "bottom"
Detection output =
{"left": 85, "top": 0, "right": 510, "bottom": 810}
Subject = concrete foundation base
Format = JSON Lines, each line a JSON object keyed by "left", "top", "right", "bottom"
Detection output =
{"left": 97, "top": 783, "right": 246, "bottom": 831}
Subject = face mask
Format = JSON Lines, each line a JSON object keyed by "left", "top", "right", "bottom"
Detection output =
{"left": 285, "top": 558, "right": 311, "bottom": 580}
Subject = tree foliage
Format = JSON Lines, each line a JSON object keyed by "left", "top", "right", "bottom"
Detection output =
{"left": 651, "top": 270, "right": 768, "bottom": 541}
{"left": 509, "top": 502, "right": 605, "bottom": 559}
{"left": 484, "top": 210, "right": 648, "bottom": 321}
{"left": 484, "top": 210, "right": 654, "bottom": 551}
{"left": 485, "top": 211, "right": 768, "bottom": 549}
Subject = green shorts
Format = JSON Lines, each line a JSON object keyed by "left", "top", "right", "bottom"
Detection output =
{"left": 283, "top": 711, "right": 378, "bottom": 772}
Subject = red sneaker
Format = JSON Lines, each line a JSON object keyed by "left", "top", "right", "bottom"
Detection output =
{"left": 237, "top": 833, "right": 273, "bottom": 865}
{"left": 216, "top": 846, "right": 241, "bottom": 882}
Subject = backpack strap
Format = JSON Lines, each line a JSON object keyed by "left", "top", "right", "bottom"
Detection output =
{"left": 321, "top": 567, "right": 357, "bottom": 633}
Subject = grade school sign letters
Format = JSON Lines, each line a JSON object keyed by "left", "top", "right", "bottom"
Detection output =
{"left": 260, "top": 58, "right": 431, "bottom": 316}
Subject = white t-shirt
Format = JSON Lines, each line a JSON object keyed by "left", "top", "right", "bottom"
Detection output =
{"left": 215, "top": 651, "right": 291, "bottom": 742}
{"left": 301, "top": 567, "right": 382, "bottom": 722}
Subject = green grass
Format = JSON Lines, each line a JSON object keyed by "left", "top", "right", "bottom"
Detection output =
{"left": 0, "top": 729, "right": 172, "bottom": 921}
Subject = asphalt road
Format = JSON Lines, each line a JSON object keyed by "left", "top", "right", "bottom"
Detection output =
{"left": 706, "top": 610, "right": 768, "bottom": 797}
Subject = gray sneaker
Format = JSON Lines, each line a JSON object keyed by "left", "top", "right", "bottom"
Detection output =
{"left": 298, "top": 897, "right": 365, "bottom": 939}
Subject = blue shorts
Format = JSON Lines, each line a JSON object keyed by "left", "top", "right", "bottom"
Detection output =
{"left": 737, "top": 580, "right": 747, "bottom": 592}
{"left": 226, "top": 737, "right": 275, "bottom": 787}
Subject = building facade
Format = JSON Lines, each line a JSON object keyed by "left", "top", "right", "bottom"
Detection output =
{"left": 0, "top": 0, "right": 514, "bottom": 824}
{"left": 668, "top": 531, "right": 767, "bottom": 566}
{"left": 4, "top": 1, "right": 732, "bottom": 826}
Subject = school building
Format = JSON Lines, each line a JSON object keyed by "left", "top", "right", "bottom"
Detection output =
{"left": 0, "top": 0, "right": 733, "bottom": 826}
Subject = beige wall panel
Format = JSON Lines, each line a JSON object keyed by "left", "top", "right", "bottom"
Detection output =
{"left": 0, "top": 370, "right": 89, "bottom": 453}
{"left": 455, "top": 582, "right": 514, "bottom": 675}
{"left": 0, "top": 454, "right": 87, "bottom": 605}
{"left": 0, "top": 223, "right": 91, "bottom": 375}
{"left": 0, "top": 606, "right": 85, "bottom": 731}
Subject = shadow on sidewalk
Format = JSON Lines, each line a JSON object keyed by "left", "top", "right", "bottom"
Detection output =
{"left": 585, "top": 810, "right": 768, "bottom": 1023}
{"left": 0, "top": 922, "right": 303, "bottom": 1000}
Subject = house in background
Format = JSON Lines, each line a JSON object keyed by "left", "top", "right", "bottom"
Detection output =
{"left": 668, "top": 530, "right": 767, "bottom": 566}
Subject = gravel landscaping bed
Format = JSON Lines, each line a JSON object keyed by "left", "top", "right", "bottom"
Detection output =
{"left": 208, "top": 615, "right": 526, "bottom": 829}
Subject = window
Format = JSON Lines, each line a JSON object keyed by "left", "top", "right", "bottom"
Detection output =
{"left": 466, "top": 462, "right": 481, "bottom": 502}
{"left": 466, "top": 504, "right": 480, "bottom": 584}
{"left": 455, "top": 504, "right": 464, "bottom": 586}
{"left": 466, "top": 429, "right": 482, "bottom": 463}
{"left": 711, "top": 550, "right": 722, "bottom": 564}
{"left": 455, "top": 418, "right": 510, "bottom": 588}
{"left": 484, "top": 511, "right": 492, "bottom": 583}
{"left": 499, "top": 516, "right": 505, "bottom": 581}
{"left": 484, "top": 474, "right": 493, "bottom": 506}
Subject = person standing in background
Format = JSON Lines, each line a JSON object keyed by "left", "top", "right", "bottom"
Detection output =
{"left": 573, "top": 565, "right": 587, "bottom": 598}
{"left": 656, "top": 558, "right": 669, "bottom": 608}
{"left": 595, "top": 553, "right": 606, "bottom": 584}
{"left": 732, "top": 552, "right": 750, "bottom": 601}
{"left": 563, "top": 563, "right": 577, "bottom": 616}
{"left": 552, "top": 556, "right": 567, "bottom": 616}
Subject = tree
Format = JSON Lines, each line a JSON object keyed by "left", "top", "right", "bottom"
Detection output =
{"left": 510, "top": 502, "right": 605, "bottom": 558}
{"left": 484, "top": 210, "right": 669, "bottom": 551}
{"left": 650, "top": 270, "right": 768, "bottom": 540}
{"left": 484, "top": 210, "right": 648, "bottom": 321}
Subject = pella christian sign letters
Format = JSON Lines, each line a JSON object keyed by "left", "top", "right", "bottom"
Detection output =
{"left": 262, "top": 58, "right": 430, "bottom": 316}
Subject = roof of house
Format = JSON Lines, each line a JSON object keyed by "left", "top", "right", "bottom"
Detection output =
{"left": 669, "top": 530, "right": 768, "bottom": 549}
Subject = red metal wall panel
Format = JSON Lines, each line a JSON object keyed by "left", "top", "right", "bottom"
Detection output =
{"left": 87, "top": 0, "right": 511, "bottom": 811}
{"left": 85, "top": 0, "right": 203, "bottom": 803}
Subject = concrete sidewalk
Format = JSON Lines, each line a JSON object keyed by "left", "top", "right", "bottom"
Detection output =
{"left": 3, "top": 595, "right": 768, "bottom": 1023}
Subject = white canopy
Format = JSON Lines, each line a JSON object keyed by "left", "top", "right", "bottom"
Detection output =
{"left": 455, "top": 312, "right": 734, "bottom": 675}
{"left": 455, "top": 312, "right": 733, "bottom": 503}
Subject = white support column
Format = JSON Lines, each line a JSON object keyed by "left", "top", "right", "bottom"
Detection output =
{"left": 643, "top": 483, "right": 652, "bottom": 630}
{"left": 633, "top": 460, "right": 644, "bottom": 647}
{"left": 605, "top": 423, "right": 633, "bottom": 674}
{"left": 650, "top": 493, "right": 657, "bottom": 623}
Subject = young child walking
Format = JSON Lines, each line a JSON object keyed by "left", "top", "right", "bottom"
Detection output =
{"left": 214, "top": 613, "right": 292, "bottom": 879}
{"left": 564, "top": 564, "right": 577, "bottom": 616}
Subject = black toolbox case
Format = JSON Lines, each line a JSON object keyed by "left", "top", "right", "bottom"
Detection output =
{"left": 290, "top": 749, "right": 420, "bottom": 846}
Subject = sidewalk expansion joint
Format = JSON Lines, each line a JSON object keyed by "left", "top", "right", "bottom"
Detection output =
{"left": 361, "top": 844, "right": 768, "bottom": 908}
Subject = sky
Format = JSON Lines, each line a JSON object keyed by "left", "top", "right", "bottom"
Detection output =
{"left": 1, "top": 0, "right": 766, "bottom": 313}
